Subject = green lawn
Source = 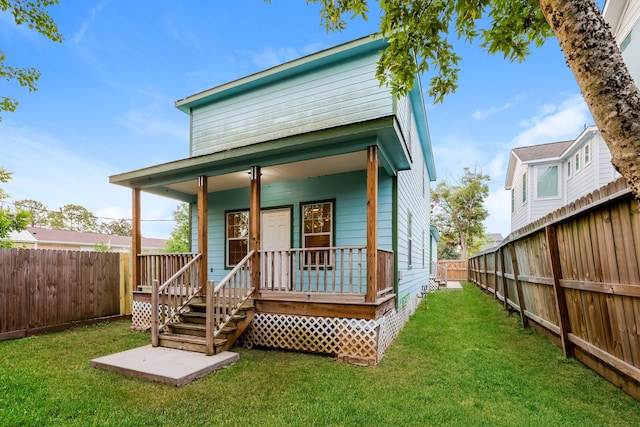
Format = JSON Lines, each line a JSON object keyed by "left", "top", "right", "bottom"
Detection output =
{"left": 2, "top": 282, "right": 639, "bottom": 426}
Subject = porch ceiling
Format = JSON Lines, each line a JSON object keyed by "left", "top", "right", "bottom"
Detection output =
{"left": 168, "top": 152, "right": 367, "bottom": 196}
{"left": 110, "top": 117, "right": 410, "bottom": 202}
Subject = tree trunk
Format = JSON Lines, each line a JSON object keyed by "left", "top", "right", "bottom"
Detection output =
{"left": 539, "top": 0, "right": 640, "bottom": 197}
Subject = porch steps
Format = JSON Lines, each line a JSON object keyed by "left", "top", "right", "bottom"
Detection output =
{"left": 158, "top": 299, "right": 255, "bottom": 355}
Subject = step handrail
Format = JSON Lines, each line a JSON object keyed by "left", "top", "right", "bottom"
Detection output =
{"left": 205, "top": 250, "right": 256, "bottom": 355}
{"left": 151, "top": 253, "right": 202, "bottom": 347}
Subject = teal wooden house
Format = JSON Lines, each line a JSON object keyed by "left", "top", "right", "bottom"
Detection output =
{"left": 110, "top": 35, "right": 437, "bottom": 365}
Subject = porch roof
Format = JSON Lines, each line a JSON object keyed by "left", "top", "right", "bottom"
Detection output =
{"left": 109, "top": 116, "right": 410, "bottom": 202}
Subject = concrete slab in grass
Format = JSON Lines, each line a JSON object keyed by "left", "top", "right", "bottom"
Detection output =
{"left": 91, "top": 345, "right": 239, "bottom": 387}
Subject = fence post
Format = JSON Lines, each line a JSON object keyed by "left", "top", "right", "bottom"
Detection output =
{"left": 545, "top": 225, "right": 574, "bottom": 358}
{"left": 493, "top": 250, "right": 499, "bottom": 300}
{"left": 151, "top": 279, "right": 159, "bottom": 347}
{"left": 499, "top": 248, "right": 510, "bottom": 311}
{"left": 507, "top": 243, "right": 528, "bottom": 329}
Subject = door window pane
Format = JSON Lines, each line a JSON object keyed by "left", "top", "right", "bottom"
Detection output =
{"left": 226, "top": 210, "right": 249, "bottom": 267}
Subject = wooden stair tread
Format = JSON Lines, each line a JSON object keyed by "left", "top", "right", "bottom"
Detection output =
{"left": 170, "top": 322, "right": 206, "bottom": 331}
{"left": 160, "top": 332, "right": 227, "bottom": 346}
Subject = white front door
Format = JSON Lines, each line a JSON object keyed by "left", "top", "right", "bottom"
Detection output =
{"left": 261, "top": 208, "right": 291, "bottom": 290}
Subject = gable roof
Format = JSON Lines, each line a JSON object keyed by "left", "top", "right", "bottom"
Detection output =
{"left": 111, "top": 35, "right": 437, "bottom": 197}
{"left": 505, "top": 125, "right": 599, "bottom": 189}
{"left": 511, "top": 140, "right": 573, "bottom": 162}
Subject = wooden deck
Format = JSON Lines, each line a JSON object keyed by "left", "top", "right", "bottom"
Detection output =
{"left": 255, "top": 291, "right": 396, "bottom": 320}
{"left": 134, "top": 290, "right": 396, "bottom": 321}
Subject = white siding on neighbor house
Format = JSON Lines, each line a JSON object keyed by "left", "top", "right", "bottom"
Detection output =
{"left": 395, "top": 105, "right": 431, "bottom": 304}
{"left": 596, "top": 134, "right": 620, "bottom": 187}
{"left": 566, "top": 133, "right": 619, "bottom": 203}
{"left": 190, "top": 54, "right": 394, "bottom": 157}
{"left": 567, "top": 146, "right": 596, "bottom": 203}
{"left": 510, "top": 161, "right": 530, "bottom": 231}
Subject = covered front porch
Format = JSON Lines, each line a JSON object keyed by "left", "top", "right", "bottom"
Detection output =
{"left": 113, "top": 120, "right": 414, "bottom": 364}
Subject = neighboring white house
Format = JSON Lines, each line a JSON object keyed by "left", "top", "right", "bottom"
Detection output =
{"left": 505, "top": 126, "right": 620, "bottom": 231}
{"left": 603, "top": 0, "right": 640, "bottom": 84}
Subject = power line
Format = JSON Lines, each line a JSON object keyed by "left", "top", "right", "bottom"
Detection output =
{"left": 0, "top": 200, "right": 176, "bottom": 222}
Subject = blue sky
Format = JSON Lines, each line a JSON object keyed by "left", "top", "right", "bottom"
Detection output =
{"left": 1, "top": 1, "right": 601, "bottom": 239}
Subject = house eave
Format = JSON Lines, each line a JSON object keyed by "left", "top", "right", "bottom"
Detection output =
{"left": 110, "top": 117, "right": 410, "bottom": 198}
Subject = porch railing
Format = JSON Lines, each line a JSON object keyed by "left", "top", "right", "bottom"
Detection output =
{"left": 151, "top": 253, "right": 202, "bottom": 347}
{"left": 138, "top": 252, "right": 200, "bottom": 289}
{"left": 377, "top": 249, "right": 394, "bottom": 297}
{"left": 206, "top": 250, "right": 256, "bottom": 355}
{"left": 260, "top": 246, "right": 395, "bottom": 298}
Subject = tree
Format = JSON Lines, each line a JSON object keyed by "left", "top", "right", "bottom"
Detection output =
{"left": 100, "top": 218, "right": 132, "bottom": 236}
{"left": 1, "top": 0, "right": 63, "bottom": 120}
{"left": 165, "top": 203, "right": 190, "bottom": 253}
{"left": 306, "top": 0, "right": 640, "bottom": 198}
{"left": 47, "top": 204, "right": 98, "bottom": 232}
{"left": 437, "top": 240, "right": 460, "bottom": 260}
{"left": 0, "top": 167, "right": 29, "bottom": 247}
{"left": 14, "top": 199, "right": 48, "bottom": 226}
{"left": 432, "top": 167, "right": 490, "bottom": 260}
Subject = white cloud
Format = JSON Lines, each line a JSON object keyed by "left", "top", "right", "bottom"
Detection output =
{"left": 1, "top": 123, "right": 177, "bottom": 238}
{"left": 512, "top": 94, "right": 592, "bottom": 147}
{"left": 117, "top": 108, "right": 188, "bottom": 142}
{"left": 250, "top": 42, "right": 330, "bottom": 70}
{"left": 471, "top": 93, "right": 525, "bottom": 120}
{"left": 483, "top": 186, "right": 512, "bottom": 236}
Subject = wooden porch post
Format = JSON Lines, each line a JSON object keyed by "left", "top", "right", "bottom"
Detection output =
{"left": 198, "top": 176, "right": 208, "bottom": 293}
{"left": 250, "top": 166, "right": 261, "bottom": 294}
{"left": 366, "top": 146, "right": 378, "bottom": 303}
{"left": 132, "top": 188, "right": 141, "bottom": 289}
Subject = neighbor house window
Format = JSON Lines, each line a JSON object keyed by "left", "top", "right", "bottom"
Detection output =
{"left": 575, "top": 153, "right": 580, "bottom": 172}
{"left": 522, "top": 173, "right": 527, "bottom": 204}
{"left": 226, "top": 210, "right": 249, "bottom": 268}
{"left": 536, "top": 165, "right": 559, "bottom": 198}
{"left": 584, "top": 143, "right": 591, "bottom": 164}
{"left": 511, "top": 189, "right": 515, "bottom": 213}
{"left": 567, "top": 160, "right": 572, "bottom": 177}
{"left": 301, "top": 201, "right": 334, "bottom": 267}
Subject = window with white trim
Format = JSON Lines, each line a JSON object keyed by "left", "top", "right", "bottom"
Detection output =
{"left": 225, "top": 210, "right": 249, "bottom": 268}
{"left": 575, "top": 153, "right": 580, "bottom": 172}
{"left": 522, "top": 172, "right": 527, "bottom": 204}
{"left": 511, "top": 189, "right": 514, "bottom": 213}
{"left": 584, "top": 143, "right": 591, "bottom": 165}
{"left": 301, "top": 201, "right": 334, "bottom": 267}
{"left": 536, "top": 165, "right": 559, "bottom": 198}
{"left": 567, "top": 160, "right": 572, "bottom": 177}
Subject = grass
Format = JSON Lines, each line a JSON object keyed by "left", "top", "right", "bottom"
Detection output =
{"left": 2, "top": 282, "right": 640, "bottom": 426}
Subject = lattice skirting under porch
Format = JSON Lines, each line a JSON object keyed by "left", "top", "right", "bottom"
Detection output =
{"left": 131, "top": 301, "right": 175, "bottom": 332}
{"left": 131, "top": 295, "right": 424, "bottom": 365}
{"left": 377, "top": 294, "right": 421, "bottom": 361}
{"left": 240, "top": 295, "right": 422, "bottom": 366}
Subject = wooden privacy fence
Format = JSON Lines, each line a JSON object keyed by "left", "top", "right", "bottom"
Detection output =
{"left": 437, "top": 260, "right": 468, "bottom": 281}
{"left": 468, "top": 178, "right": 640, "bottom": 401}
{"left": 0, "top": 248, "right": 131, "bottom": 341}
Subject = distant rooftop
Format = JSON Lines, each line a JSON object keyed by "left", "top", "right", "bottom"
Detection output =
{"left": 512, "top": 140, "right": 573, "bottom": 162}
{"left": 6, "top": 227, "right": 167, "bottom": 251}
